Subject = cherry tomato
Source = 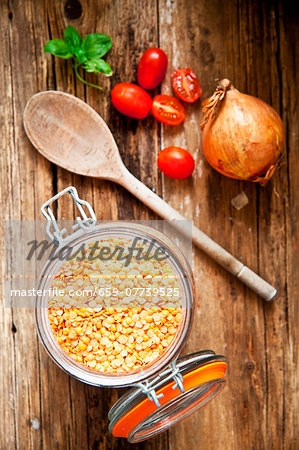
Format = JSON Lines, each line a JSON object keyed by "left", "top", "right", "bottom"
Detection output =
{"left": 137, "top": 48, "right": 168, "bottom": 90}
{"left": 151, "top": 95, "right": 185, "bottom": 125}
{"left": 157, "top": 147, "right": 195, "bottom": 179}
{"left": 111, "top": 83, "right": 152, "bottom": 119}
{"left": 172, "top": 68, "right": 202, "bottom": 103}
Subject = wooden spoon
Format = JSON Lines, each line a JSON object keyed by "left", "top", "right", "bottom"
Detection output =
{"left": 23, "top": 90, "right": 276, "bottom": 300}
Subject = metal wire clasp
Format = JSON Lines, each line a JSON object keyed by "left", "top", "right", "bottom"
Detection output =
{"left": 41, "top": 186, "right": 97, "bottom": 246}
{"left": 134, "top": 359, "right": 185, "bottom": 408}
{"left": 170, "top": 360, "right": 185, "bottom": 393}
{"left": 136, "top": 380, "right": 164, "bottom": 408}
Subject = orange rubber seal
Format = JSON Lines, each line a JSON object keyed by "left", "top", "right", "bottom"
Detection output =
{"left": 112, "top": 361, "right": 227, "bottom": 438}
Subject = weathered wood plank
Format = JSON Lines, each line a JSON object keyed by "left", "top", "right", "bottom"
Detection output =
{"left": 276, "top": 2, "right": 299, "bottom": 448}
{"left": 247, "top": 2, "right": 287, "bottom": 448}
{"left": 80, "top": 2, "right": 164, "bottom": 449}
{"left": 0, "top": 1, "right": 54, "bottom": 449}
{"left": 158, "top": 1, "right": 265, "bottom": 448}
{"left": 0, "top": 4, "right": 17, "bottom": 448}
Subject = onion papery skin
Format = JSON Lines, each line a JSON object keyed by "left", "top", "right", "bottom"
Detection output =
{"left": 201, "top": 80, "right": 284, "bottom": 185}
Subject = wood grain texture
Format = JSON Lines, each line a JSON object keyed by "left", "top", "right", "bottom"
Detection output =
{"left": 0, "top": 0, "right": 298, "bottom": 449}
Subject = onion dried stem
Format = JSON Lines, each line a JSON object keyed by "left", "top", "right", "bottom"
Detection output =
{"left": 200, "top": 79, "right": 232, "bottom": 129}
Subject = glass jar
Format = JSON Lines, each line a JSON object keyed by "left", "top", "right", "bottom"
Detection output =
{"left": 36, "top": 220, "right": 194, "bottom": 386}
{"left": 35, "top": 187, "right": 227, "bottom": 442}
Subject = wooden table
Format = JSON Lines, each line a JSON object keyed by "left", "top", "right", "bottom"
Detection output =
{"left": 1, "top": 0, "right": 298, "bottom": 448}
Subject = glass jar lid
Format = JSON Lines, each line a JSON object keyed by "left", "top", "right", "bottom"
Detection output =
{"left": 108, "top": 350, "right": 227, "bottom": 442}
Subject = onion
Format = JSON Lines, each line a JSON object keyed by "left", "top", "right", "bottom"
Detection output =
{"left": 200, "top": 79, "right": 284, "bottom": 185}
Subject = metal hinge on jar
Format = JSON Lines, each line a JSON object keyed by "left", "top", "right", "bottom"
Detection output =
{"left": 134, "top": 360, "right": 185, "bottom": 408}
{"left": 41, "top": 186, "right": 97, "bottom": 247}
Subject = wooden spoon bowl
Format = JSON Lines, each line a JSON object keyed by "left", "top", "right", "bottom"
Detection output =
{"left": 24, "top": 91, "right": 124, "bottom": 180}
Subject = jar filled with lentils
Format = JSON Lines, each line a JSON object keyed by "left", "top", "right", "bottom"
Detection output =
{"left": 35, "top": 187, "right": 227, "bottom": 442}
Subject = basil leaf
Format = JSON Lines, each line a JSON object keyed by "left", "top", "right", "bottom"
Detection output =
{"left": 76, "top": 49, "right": 88, "bottom": 64}
{"left": 43, "top": 26, "right": 113, "bottom": 90}
{"left": 64, "top": 26, "right": 82, "bottom": 53}
{"left": 44, "top": 39, "right": 73, "bottom": 59}
{"left": 82, "top": 34, "right": 112, "bottom": 59}
{"left": 83, "top": 59, "right": 113, "bottom": 76}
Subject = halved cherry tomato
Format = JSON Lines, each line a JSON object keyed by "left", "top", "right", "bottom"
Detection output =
{"left": 111, "top": 83, "right": 152, "bottom": 119}
{"left": 151, "top": 95, "right": 185, "bottom": 125}
{"left": 137, "top": 48, "right": 168, "bottom": 90}
{"left": 157, "top": 147, "right": 195, "bottom": 179}
{"left": 172, "top": 69, "right": 201, "bottom": 103}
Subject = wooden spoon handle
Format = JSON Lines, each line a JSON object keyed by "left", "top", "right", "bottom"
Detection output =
{"left": 118, "top": 170, "right": 276, "bottom": 301}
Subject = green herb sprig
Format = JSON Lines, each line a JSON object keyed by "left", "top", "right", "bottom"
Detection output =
{"left": 44, "top": 26, "right": 113, "bottom": 90}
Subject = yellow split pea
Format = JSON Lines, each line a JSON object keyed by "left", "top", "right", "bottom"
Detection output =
{"left": 48, "top": 237, "right": 182, "bottom": 373}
